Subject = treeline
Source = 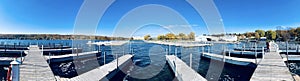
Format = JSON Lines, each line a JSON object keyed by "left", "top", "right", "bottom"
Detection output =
{"left": 234, "top": 27, "right": 300, "bottom": 41}
{"left": 144, "top": 32, "right": 195, "bottom": 40}
{"left": 0, "top": 34, "right": 128, "bottom": 40}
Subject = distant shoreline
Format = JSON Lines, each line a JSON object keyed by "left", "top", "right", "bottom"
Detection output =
{"left": 0, "top": 34, "right": 128, "bottom": 40}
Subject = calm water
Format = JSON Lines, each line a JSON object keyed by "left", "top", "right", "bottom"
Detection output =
{"left": 0, "top": 40, "right": 259, "bottom": 81}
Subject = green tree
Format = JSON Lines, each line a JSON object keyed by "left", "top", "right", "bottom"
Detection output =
{"left": 255, "top": 30, "right": 265, "bottom": 37}
{"left": 289, "top": 28, "right": 297, "bottom": 37}
{"left": 144, "top": 34, "right": 151, "bottom": 40}
{"left": 255, "top": 32, "right": 260, "bottom": 40}
{"left": 266, "top": 30, "right": 276, "bottom": 40}
{"left": 296, "top": 27, "right": 300, "bottom": 37}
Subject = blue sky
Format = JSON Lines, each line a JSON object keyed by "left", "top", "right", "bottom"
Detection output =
{"left": 0, "top": 0, "right": 300, "bottom": 36}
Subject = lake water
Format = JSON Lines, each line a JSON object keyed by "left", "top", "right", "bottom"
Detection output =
{"left": 0, "top": 40, "right": 260, "bottom": 81}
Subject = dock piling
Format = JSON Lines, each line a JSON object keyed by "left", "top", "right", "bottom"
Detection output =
{"left": 255, "top": 43, "right": 257, "bottom": 64}
{"left": 10, "top": 58, "right": 20, "bottom": 81}
{"left": 104, "top": 52, "right": 106, "bottom": 64}
{"left": 48, "top": 53, "right": 51, "bottom": 64}
{"left": 189, "top": 53, "right": 192, "bottom": 67}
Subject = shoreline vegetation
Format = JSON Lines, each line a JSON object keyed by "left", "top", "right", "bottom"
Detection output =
{"left": 0, "top": 34, "right": 128, "bottom": 40}
{"left": 1, "top": 26, "right": 300, "bottom": 41}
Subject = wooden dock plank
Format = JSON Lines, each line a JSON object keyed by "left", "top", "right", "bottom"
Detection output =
{"left": 250, "top": 52, "right": 293, "bottom": 81}
{"left": 20, "top": 45, "right": 56, "bottom": 81}
{"left": 166, "top": 55, "right": 207, "bottom": 81}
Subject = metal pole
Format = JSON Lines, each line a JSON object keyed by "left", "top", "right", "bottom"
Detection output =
{"left": 77, "top": 44, "right": 79, "bottom": 57}
{"left": 104, "top": 52, "right": 106, "bottom": 64}
{"left": 202, "top": 47, "right": 204, "bottom": 56}
{"left": 165, "top": 48, "right": 168, "bottom": 55}
{"left": 286, "top": 41, "right": 289, "bottom": 68}
{"left": 175, "top": 47, "right": 177, "bottom": 57}
{"left": 116, "top": 50, "right": 118, "bottom": 69}
{"left": 123, "top": 45, "right": 125, "bottom": 56}
{"left": 169, "top": 44, "right": 171, "bottom": 55}
{"left": 296, "top": 45, "right": 298, "bottom": 54}
{"left": 48, "top": 53, "right": 51, "bottom": 64}
{"left": 262, "top": 47, "right": 264, "bottom": 59}
{"left": 10, "top": 58, "right": 20, "bottom": 81}
{"left": 20, "top": 51, "right": 23, "bottom": 63}
{"left": 41, "top": 45, "right": 43, "bottom": 56}
{"left": 223, "top": 46, "right": 225, "bottom": 62}
{"left": 190, "top": 53, "right": 192, "bottom": 67}
{"left": 255, "top": 43, "right": 257, "bottom": 64}
{"left": 98, "top": 45, "right": 100, "bottom": 53}
{"left": 228, "top": 51, "right": 231, "bottom": 57}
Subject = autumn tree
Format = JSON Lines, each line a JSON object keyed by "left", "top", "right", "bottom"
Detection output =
{"left": 177, "top": 33, "right": 187, "bottom": 40}
{"left": 166, "top": 33, "right": 176, "bottom": 40}
{"left": 188, "top": 32, "right": 195, "bottom": 40}
{"left": 144, "top": 35, "right": 151, "bottom": 40}
{"left": 157, "top": 35, "right": 166, "bottom": 40}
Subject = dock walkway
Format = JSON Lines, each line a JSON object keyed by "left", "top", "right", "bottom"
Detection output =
{"left": 250, "top": 42, "right": 293, "bottom": 81}
{"left": 58, "top": 55, "right": 133, "bottom": 81}
{"left": 166, "top": 55, "right": 207, "bottom": 81}
{"left": 19, "top": 45, "right": 56, "bottom": 81}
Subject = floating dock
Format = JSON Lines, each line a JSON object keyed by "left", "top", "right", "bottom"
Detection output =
{"left": 250, "top": 43, "right": 294, "bottom": 81}
{"left": 44, "top": 51, "right": 99, "bottom": 62}
{"left": 19, "top": 45, "right": 56, "bottom": 81}
{"left": 166, "top": 55, "right": 207, "bottom": 81}
{"left": 145, "top": 41, "right": 211, "bottom": 47}
{"left": 58, "top": 54, "right": 133, "bottom": 81}
{"left": 202, "top": 52, "right": 260, "bottom": 65}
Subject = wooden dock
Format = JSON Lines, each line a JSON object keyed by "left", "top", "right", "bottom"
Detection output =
{"left": 250, "top": 44, "right": 294, "bottom": 81}
{"left": 19, "top": 45, "right": 56, "bottom": 81}
{"left": 166, "top": 55, "right": 207, "bottom": 81}
{"left": 58, "top": 55, "right": 133, "bottom": 81}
